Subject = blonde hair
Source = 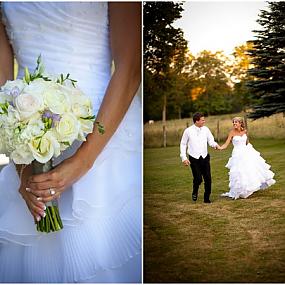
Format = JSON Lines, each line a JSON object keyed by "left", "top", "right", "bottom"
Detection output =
{"left": 232, "top": 117, "right": 246, "bottom": 131}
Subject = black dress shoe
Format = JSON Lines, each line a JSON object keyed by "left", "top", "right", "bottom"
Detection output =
{"left": 204, "top": 200, "right": 212, "bottom": 203}
{"left": 192, "top": 193, "right": 197, "bottom": 201}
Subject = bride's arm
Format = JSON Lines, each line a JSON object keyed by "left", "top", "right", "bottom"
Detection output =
{"left": 0, "top": 20, "right": 14, "bottom": 84}
{"left": 74, "top": 2, "right": 141, "bottom": 168}
{"left": 27, "top": 3, "right": 141, "bottom": 201}
{"left": 220, "top": 131, "right": 234, "bottom": 150}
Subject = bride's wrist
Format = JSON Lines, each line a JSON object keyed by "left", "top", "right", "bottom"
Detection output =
{"left": 71, "top": 147, "right": 95, "bottom": 172}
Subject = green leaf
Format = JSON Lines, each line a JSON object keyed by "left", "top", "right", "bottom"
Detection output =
{"left": 37, "top": 54, "right": 42, "bottom": 65}
{"left": 80, "top": 115, "right": 96, "bottom": 120}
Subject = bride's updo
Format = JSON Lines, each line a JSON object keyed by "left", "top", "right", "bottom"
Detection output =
{"left": 232, "top": 117, "right": 246, "bottom": 131}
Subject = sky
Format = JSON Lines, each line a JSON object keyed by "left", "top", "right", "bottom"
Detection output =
{"left": 173, "top": 1, "right": 269, "bottom": 56}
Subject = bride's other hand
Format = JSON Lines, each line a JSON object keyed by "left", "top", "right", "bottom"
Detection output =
{"left": 17, "top": 165, "right": 46, "bottom": 222}
{"left": 19, "top": 185, "right": 46, "bottom": 222}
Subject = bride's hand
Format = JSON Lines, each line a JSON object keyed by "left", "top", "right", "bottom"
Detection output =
{"left": 19, "top": 181, "right": 46, "bottom": 222}
{"left": 26, "top": 156, "right": 90, "bottom": 203}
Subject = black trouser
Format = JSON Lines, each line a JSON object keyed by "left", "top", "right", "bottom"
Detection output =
{"left": 189, "top": 154, "right": 212, "bottom": 201}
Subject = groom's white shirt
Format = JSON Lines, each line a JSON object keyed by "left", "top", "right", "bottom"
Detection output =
{"left": 180, "top": 125, "right": 218, "bottom": 161}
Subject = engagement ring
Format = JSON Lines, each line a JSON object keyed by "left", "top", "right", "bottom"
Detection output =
{"left": 49, "top": 188, "right": 56, "bottom": 195}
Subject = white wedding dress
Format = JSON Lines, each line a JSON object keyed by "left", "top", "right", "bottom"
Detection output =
{"left": 0, "top": 2, "right": 141, "bottom": 283}
{"left": 221, "top": 134, "right": 275, "bottom": 199}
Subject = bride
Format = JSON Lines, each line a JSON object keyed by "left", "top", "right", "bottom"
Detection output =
{"left": 220, "top": 117, "right": 275, "bottom": 199}
{"left": 0, "top": 2, "right": 141, "bottom": 283}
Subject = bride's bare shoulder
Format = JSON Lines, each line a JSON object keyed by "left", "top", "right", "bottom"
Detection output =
{"left": 228, "top": 129, "right": 235, "bottom": 136}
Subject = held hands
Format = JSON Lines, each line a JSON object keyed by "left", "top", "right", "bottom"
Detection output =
{"left": 182, "top": 159, "right": 190, "bottom": 166}
{"left": 215, "top": 145, "right": 223, "bottom": 150}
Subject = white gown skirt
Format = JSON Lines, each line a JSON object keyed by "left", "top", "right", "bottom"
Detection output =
{"left": 0, "top": 94, "right": 142, "bottom": 283}
{"left": 221, "top": 143, "right": 275, "bottom": 199}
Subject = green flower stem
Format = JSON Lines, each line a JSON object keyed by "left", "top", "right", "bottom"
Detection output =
{"left": 47, "top": 206, "right": 55, "bottom": 232}
{"left": 36, "top": 205, "right": 64, "bottom": 233}
{"left": 50, "top": 206, "right": 61, "bottom": 231}
{"left": 55, "top": 206, "right": 63, "bottom": 229}
{"left": 40, "top": 217, "right": 44, "bottom": 232}
{"left": 46, "top": 211, "right": 50, "bottom": 233}
{"left": 32, "top": 160, "right": 64, "bottom": 233}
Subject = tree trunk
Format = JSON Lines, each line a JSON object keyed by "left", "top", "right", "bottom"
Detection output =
{"left": 244, "top": 116, "right": 248, "bottom": 131}
{"left": 162, "top": 94, "right": 167, "bottom": 148}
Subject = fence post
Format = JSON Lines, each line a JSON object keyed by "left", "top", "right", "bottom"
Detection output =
{"left": 244, "top": 116, "right": 248, "bottom": 131}
{"left": 217, "top": 119, "right": 220, "bottom": 142}
{"left": 163, "top": 125, "right": 166, "bottom": 148}
{"left": 162, "top": 95, "right": 167, "bottom": 148}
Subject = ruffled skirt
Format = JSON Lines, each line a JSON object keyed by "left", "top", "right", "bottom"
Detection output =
{"left": 0, "top": 94, "right": 142, "bottom": 283}
{"left": 221, "top": 143, "right": 275, "bottom": 199}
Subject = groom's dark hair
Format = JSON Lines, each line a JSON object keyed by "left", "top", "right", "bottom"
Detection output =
{"left": 193, "top": 112, "right": 204, "bottom": 123}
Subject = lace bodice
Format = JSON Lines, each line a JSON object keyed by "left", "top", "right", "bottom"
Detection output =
{"left": 1, "top": 2, "right": 111, "bottom": 114}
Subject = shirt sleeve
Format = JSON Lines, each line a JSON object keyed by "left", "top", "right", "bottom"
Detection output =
{"left": 180, "top": 129, "right": 189, "bottom": 162}
{"left": 207, "top": 127, "right": 218, "bottom": 148}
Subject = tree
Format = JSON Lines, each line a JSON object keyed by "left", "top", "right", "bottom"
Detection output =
{"left": 188, "top": 51, "right": 233, "bottom": 115}
{"left": 143, "top": 2, "right": 188, "bottom": 123}
{"left": 231, "top": 43, "right": 255, "bottom": 112}
{"left": 247, "top": 2, "right": 285, "bottom": 119}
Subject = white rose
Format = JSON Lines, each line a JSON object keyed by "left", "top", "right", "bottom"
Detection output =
{"left": 2, "top": 79, "right": 26, "bottom": 95}
{"left": 43, "top": 85, "right": 71, "bottom": 114}
{"left": 28, "top": 131, "right": 60, "bottom": 163}
{"left": 79, "top": 119, "right": 94, "bottom": 135}
{"left": 55, "top": 113, "right": 80, "bottom": 144}
{"left": 15, "top": 92, "right": 44, "bottom": 120}
{"left": 71, "top": 96, "right": 93, "bottom": 119}
{"left": 10, "top": 143, "right": 34, "bottom": 165}
{"left": 64, "top": 86, "right": 91, "bottom": 115}
{"left": 23, "top": 78, "right": 50, "bottom": 97}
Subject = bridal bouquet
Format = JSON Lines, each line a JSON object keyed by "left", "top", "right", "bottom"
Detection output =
{"left": 0, "top": 56, "right": 104, "bottom": 233}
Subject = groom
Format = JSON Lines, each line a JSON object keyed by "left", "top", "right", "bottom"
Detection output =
{"left": 180, "top": 112, "right": 220, "bottom": 203}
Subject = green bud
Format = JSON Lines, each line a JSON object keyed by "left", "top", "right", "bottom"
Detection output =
{"left": 24, "top": 67, "right": 30, "bottom": 84}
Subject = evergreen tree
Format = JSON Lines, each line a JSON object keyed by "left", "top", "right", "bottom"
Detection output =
{"left": 247, "top": 2, "right": 285, "bottom": 119}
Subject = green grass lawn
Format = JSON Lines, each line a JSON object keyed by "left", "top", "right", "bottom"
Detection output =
{"left": 144, "top": 139, "right": 285, "bottom": 283}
